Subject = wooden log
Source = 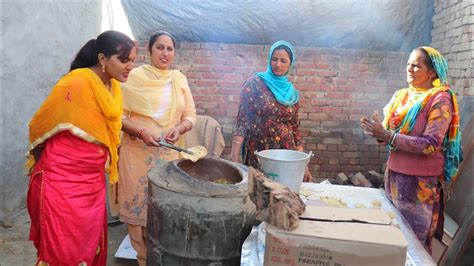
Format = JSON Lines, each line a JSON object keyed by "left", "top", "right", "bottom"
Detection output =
{"left": 367, "top": 170, "right": 384, "bottom": 188}
{"left": 348, "top": 173, "right": 360, "bottom": 186}
{"left": 248, "top": 167, "right": 305, "bottom": 230}
{"left": 351, "top": 172, "right": 373, "bottom": 187}
{"left": 336, "top": 172, "right": 350, "bottom": 185}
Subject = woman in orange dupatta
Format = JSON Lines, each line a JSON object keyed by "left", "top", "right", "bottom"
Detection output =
{"left": 117, "top": 31, "right": 196, "bottom": 266}
{"left": 26, "top": 30, "right": 136, "bottom": 265}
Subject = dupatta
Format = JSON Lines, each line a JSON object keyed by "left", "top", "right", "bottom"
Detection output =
{"left": 382, "top": 85, "right": 462, "bottom": 182}
{"left": 121, "top": 64, "right": 186, "bottom": 127}
{"left": 27, "top": 68, "right": 123, "bottom": 184}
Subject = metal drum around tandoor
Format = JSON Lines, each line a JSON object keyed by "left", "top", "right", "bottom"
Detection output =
{"left": 146, "top": 157, "right": 256, "bottom": 266}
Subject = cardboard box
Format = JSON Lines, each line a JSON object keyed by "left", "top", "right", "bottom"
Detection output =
{"left": 264, "top": 206, "right": 408, "bottom": 266}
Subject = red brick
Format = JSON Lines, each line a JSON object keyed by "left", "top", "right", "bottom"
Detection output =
{"left": 198, "top": 102, "right": 219, "bottom": 108}
{"left": 310, "top": 99, "right": 331, "bottom": 106}
{"left": 298, "top": 62, "right": 317, "bottom": 68}
{"left": 339, "top": 158, "right": 350, "bottom": 165}
{"left": 363, "top": 152, "right": 380, "bottom": 158}
{"left": 192, "top": 65, "right": 213, "bottom": 72}
{"left": 225, "top": 57, "right": 246, "bottom": 65}
{"left": 304, "top": 91, "right": 325, "bottom": 99}
{"left": 296, "top": 69, "right": 318, "bottom": 76}
{"left": 323, "top": 138, "right": 343, "bottom": 145}
{"left": 306, "top": 143, "right": 317, "bottom": 150}
{"left": 220, "top": 88, "right": 241, "bottom": 95}
{"left": 329, "top": 114, "right": 348, "bottom": 121}
{"left": 319, "top": 55, "right": 341, "bottom": 62}
{"left": 317, "top": 144, "right": 327, "bottom": 151}
{"left": 321, "top": 165, "right": 341, "bottom": 172}
{"left": 306, "top": 77, "right": 325, "bottom": 84}
{"left": 206, "top": 57, "right": 226, "bottom": 65}
{"left": 194, "top": 50, "right": 214, "bottom": 57}
{"left": 320, "top": 121, "right": 341, "bottom": 127}
{"left": 201, "top": 73, "right": 223, "bottom": 79}
{"left": 179, "top": 42, "right": 201, "bottom": 49}
{"left": 195, "top": 80, "right": 217, "bottom": 87}
{"left": 299, "top": 112, "right": 308, "bottom": 120}
{"left": 195, "top": 88, "right": 220, "bottom": 94}
{"left": 234, "top": 66, "right": 258, "bottom": 74}
{"left": 350, "top": 64, "right": 369, "bottom": 72}
{"left": 327, "top": 144, "right": 338, "bottom": 151}
{"left": 192, "top": 95, "right": 206, "bottom": 101}
{"left": 300, "top": 120, "right": 319, "bottom": 128}
{"left": 308, "top": 113, "right": 328, "bottom": 120}
{"left": 349, "top": 159, "right": 359, "bottom": 165}
{"left": 300, "top": 107, "right": 322, "bottom": 113}
{"left": 343, "top": 151, "right": 360, "bottom": 158}
{"left": 223, "top": 73, "right": 243, "bottom": 80}
{"left": 337, "top": 144, "right": 349, "bottom": 151}
{"left": 217, "top": 80, "right": 240, "bottom": 89}
{"left": 315, "top": 62, "right": 331, "bottom": 69}
{"left": 215, "top": 50, "right": 237, "bottom": 58}
{"left": 185, "top": 72, "right": 202, "bottom": 79}
{"left": 347, "top": 144, "right": 358, "bottom": 151}
{"left": 341, "top": 165, "right": 361, "bottom": 172}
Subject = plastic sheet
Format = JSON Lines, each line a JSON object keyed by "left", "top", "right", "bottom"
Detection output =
{"left": 240, "top": 183, "right": 436, "bottom": 266}
{"left": 122, "top": 0, "right": 433, "bottom": 51}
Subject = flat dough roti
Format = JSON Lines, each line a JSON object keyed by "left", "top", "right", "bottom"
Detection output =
{"left": 181, "top": 145, "right": 208, "bottom": 162}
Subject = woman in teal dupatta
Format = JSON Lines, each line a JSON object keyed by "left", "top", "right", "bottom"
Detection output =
{"left": 229, "top": 40, "right": 312, "bottom": 182}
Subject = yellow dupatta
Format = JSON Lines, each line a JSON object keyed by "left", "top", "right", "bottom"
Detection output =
{"left": 121, "top": 64, "right": 186, "bottom": 127}
{"left": 27, "top": 68, "right": 123, "bottom": 184}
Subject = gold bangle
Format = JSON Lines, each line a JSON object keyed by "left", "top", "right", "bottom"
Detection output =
{"left": 232, "top": 140, "right": 242, "bottom": 145}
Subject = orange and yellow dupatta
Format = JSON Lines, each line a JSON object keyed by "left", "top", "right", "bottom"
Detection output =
{"left": 27, "top": 68, "right": 123, "bottom": 184}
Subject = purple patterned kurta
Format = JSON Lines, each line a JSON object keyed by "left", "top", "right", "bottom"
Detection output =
{"left": 385, "top": 92, "right": 453, "bottom": 254}
{"left": 235, "top": 76, "right": 302, "bottom": 168}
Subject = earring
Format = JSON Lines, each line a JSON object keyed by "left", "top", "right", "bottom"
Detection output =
{"left": 101, "top": 64, "right": 106, "bottom": 73}
{"left": 432, "top": 78, "right": 441, "bottom": 87}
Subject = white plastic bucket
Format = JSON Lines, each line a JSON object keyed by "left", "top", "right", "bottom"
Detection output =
{"left": 255, "top": 149, "right": 313, "bottom": 193}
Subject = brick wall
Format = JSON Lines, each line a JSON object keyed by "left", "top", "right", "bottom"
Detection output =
{"left": 135, "top": 41, "right": 410, "bottom": 182}
{"left": 431, "top": 0, "right": 473, "bottom": 98}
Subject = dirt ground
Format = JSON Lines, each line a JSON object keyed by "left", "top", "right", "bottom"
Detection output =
{"left": 0, "top": 208, "right": 136, "bottom": 266}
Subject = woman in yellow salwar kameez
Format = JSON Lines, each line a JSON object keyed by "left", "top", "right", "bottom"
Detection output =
{"left": 26, "top": 30, "right": 136, "bottom": 266}
{"left": 118, "top": 31, "right": 197, "bottom": 265}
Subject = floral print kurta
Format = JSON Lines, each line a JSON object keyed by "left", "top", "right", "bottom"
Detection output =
{"left": 235, "top": 76, "right": 302, "bottom": 167}
{"left": 384, "top": 91, "right": 454, "bottom": 254}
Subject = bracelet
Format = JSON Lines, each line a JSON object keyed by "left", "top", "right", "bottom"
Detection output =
{"left": 387, "top": 132, "right": 395, "bottom": 144}
{"left": 232, "top": 140, "right": 243, "bottom": 145}
{"left": 389, "top": 132, "right": 398, "bottom": 146}
{"left": 136, "top": 128, "right": 146, "bottom": 139}
{"left": 176, "top": 123, "right": 188, "bottom": 133}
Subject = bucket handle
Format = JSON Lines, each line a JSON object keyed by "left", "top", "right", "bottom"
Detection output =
{"left": 254, "top": 150, "right": 314, "bottom": 161}
{"left": 254, "top": 150, "right": 260, "bottom": 163}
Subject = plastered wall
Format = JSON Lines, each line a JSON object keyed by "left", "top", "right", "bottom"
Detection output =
{"left": 1, "top": 0, "right": 101, "bottom": 222}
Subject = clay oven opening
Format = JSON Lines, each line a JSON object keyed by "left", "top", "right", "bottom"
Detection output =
{"left": 177, "top": 158, "right": 242, "bottom": 184}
